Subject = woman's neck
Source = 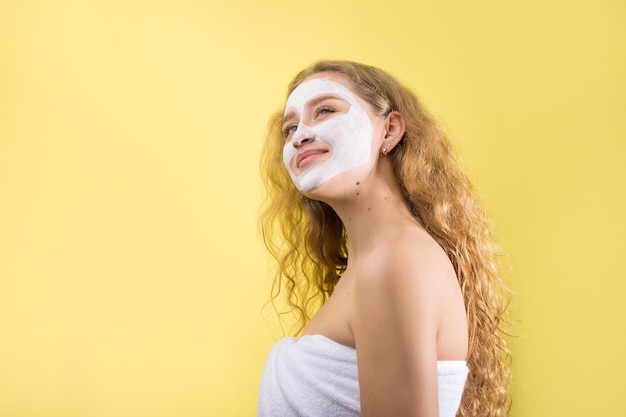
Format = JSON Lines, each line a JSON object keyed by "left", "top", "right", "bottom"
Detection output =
{"left": 324, "top": 164, "right": 421, "bottom": 263}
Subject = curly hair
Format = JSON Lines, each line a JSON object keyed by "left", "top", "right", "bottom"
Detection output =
{"left": 260, "top": 60, "right": 511, "bottom": 417}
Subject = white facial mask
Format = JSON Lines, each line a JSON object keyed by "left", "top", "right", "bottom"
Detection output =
{"left": 282, "top": 78, "right": 374, "bottom": 192}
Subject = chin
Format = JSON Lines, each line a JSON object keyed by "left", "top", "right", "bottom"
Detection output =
{"left": 300, "top": 175, "right": 361, "bottom": 203}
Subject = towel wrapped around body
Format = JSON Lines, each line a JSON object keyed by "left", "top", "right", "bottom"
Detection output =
{"left": 257, "top": 334, "right": 468, "bottom": 417}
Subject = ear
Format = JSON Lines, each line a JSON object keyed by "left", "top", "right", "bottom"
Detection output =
{"left": 380, "top": 111, "right": 406, "bottom": 155}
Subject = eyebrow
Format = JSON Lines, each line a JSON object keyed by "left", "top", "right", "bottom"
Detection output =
{"left": 283, "top": 94, "right": 346, "bottom": 124}
{"left": 307, "top": 94, "right": 344, "bottom": 108}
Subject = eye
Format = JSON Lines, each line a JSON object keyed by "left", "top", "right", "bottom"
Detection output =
{"left": 315, "top": 106, "right": 335, "bottom": 118}
{"left": 282, "top": 124, "right": 298, "bottom": 139}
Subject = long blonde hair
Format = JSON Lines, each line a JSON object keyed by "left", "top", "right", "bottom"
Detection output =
{"left": 260, "top": 60, "right": 511, "bottom": 417}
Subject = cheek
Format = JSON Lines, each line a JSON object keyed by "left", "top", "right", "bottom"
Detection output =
{"left": 305, "top": 115, "right": 359, "bottom": 149}
{"left": 282, "top": 143, "right": 296, "bottom": 171}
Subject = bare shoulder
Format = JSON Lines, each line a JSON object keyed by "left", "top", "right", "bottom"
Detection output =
{"left": 351, "top": 227, "right": 466, "bottom": 415}
{"left": 354, "top": 228, "right": 458, "bottom": 301}
{"left": 351, "top": 226, "right": 467, "bottom": 358}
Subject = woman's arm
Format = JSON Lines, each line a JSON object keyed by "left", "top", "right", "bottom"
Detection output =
{"left": 352, "top": 240, "right": 456, "bottom": 417}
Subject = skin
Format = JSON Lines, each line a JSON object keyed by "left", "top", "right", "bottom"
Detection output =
{"left": 284, "top": 72, "right": 468, "bottom": 417}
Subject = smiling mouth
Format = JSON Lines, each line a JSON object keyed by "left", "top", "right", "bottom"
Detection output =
{"left": 297, "top": 150, "right": 329, "bottom": 169}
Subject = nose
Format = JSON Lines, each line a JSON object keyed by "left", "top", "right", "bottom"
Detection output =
{"left": 291, "top": 125, "right": 315, "bottom": 147}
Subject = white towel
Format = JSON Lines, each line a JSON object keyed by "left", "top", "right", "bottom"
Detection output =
{"left": 257, "top": 335, "right": 468, "bottom": 417}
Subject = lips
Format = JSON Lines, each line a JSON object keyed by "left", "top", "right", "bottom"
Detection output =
{"left": 296, "top": 149, "right": 328, "bottom": 169}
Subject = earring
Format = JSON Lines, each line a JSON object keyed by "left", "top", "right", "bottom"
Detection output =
{"left": 382, "top": 147, "right": 388, "bottom": 155}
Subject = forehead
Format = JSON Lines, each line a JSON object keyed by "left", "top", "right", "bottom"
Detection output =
{"left": 284, "top": 77, "right": 358, "bottom": 114}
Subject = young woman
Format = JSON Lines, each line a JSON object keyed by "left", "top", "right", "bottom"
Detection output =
{"left": 257, "top": 61, "right": 510, "bottom": 417}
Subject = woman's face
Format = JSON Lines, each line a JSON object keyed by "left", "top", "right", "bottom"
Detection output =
{"left": 281, "top": 72, "right": 378, "bottom": 192}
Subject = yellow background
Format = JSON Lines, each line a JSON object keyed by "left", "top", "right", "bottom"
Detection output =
{"left": 1, "top": 1, "right": 624, "bottom": 416}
